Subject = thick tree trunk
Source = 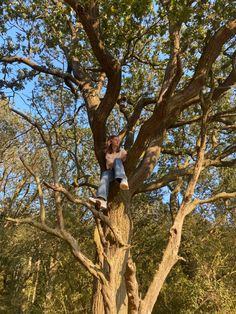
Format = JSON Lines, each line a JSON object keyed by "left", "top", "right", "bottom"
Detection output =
{"left": 92, "top": 192, "right": 132, "bottom": 314}
{"left": 92, "top": 280, "right": 105, "bottom": 314}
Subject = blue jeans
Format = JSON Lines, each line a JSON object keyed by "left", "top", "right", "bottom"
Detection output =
{"left": 96, "top": 159, "right": 127, "bottom": 200}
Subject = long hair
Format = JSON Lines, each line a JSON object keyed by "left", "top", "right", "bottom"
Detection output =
{"left": 105, "top": 135, "right": 120, "bottom": 154}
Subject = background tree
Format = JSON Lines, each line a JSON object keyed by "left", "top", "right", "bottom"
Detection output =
{"left": 1, "top": 0, "right": 236, "bottom": 313}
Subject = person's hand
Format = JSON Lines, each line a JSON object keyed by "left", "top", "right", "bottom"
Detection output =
{"left": 122, "top": 150, "right": 127, "bottom": 161}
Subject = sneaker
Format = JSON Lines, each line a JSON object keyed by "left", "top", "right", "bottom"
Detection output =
{"left": 89, "top": 197, "right": 107, "bottom": 210}
{"left": 120, "top": 179, "right": 129, "bottom": 190}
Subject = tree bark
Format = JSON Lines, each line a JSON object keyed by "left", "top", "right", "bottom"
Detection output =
{"left": 92, "top": 280, "right": 105, "bottom": 314}
{"left": 92, "top": 192, "right": 132, "bottom": 314}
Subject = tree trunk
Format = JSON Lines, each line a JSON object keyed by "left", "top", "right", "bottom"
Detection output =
{"left": 92, "top": 192, "right": 132, "bottom": 314}
{"left": 92, "top": 280, "right": 105, "bottom": 314}
{"left": 32, "top": 259, "right": 41, "bottom": 304}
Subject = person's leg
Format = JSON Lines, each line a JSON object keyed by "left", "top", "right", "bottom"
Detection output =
{"left": 96, "top": 170, "right": 114, "bottom": 200}
{"left": 89, "top": 170, "right": 114, "bottom": 209}
{"left": 113, "top": 159, "right": 129, "bottom": 190}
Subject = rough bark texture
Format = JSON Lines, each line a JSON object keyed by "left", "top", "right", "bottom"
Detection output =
{"left": 92, "top": 191, "right": 132, "bottom": 314}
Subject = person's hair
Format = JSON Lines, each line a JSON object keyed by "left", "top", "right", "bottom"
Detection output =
{"left": 105, "top": 135, "right": 120, "bottom": 154}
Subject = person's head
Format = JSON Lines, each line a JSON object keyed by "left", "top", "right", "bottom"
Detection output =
{"left": 105, "top": 135, "right": 120, "bottom": 153}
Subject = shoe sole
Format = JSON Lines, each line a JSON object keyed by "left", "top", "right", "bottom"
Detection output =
{"left": 120, "top": 183, "right": 129, "bottom": 190}
{"left": 97, "top": 200, "right": 107, "bottom": 210}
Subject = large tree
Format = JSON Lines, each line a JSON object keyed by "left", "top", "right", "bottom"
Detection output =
{"left": 1, "top": 0, "right": 236, "bottom": 313}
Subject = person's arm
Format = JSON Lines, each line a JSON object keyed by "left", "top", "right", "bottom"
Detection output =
{"left": 120, "top": 149, "right": 127, "bottom": 161}
{"left": 105, "top": 152, "right": 114, "bottom": 169}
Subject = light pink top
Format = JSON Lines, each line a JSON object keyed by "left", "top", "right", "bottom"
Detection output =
{"left": 105, "top": 148, "right": 127, "bottom": 170}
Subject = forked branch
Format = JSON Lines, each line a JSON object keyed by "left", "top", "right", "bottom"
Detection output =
{"left": 44, "top": 182, "right": 128, "bottom": 247}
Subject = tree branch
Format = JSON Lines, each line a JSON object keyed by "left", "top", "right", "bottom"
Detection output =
{"left": 139, "top": 101, "right": 209, "bottom": 314}
{"left": 179, "top": 103, "right": 209, "bottom": 209}
{"left": 171, "top": 107, "right": 236, "bottom": 129}
{"left": 136, "top": 167, "right": 192, "bottom": 194}
{"left": 20, "top": 157, "right": 46, "bottom": 224}
{"left": 194, "top": 21, "right": 236, "bottom": 80}
{"left": 44, "top": 182, "right": 128, "bottom": 247}
{"left": 212, "top": 66, "right": 236, "bottom": 101}
{"left": 0, "top": 56, "right": 81, "bottom": 86}
{"left": 11, "top": 108, "right": 64, "bottom": 229}
{"left": 63, "top": 0, "right": 122, "bottom": 169}
{"left": 10, "top": 108, "right": 50, "bottom": 145}
{"left": 119, "top": 97, "right": 156, "bottom": 141}
{"left": 193, "top": 191, "right": 236, "bottom": 206}
{"left": 64, "top": 0, "right": 118, "bottom": 75}
{"left": 5, "top": 216, "right": 106, "bottom": 281}
{"left": 158, "top": 22, "right": 182, "bottom": 101}
{"left": 125, "top": 256, "right": 140, "bottom": 314}
{"left": 126, "top": 20, "right": 236, "bottom": 184}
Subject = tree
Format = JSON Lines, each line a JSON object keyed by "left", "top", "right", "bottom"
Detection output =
{"left": 1, "top": 0, "right": 236, "bottom": 313}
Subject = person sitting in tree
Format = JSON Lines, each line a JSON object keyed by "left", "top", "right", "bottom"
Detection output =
{"left": 89, "top": 135, "right": 129, "bottom": 210}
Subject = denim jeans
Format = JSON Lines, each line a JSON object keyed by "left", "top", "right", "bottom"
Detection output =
{"left": 96, "top": 158, "right": 127, "bottom": 200}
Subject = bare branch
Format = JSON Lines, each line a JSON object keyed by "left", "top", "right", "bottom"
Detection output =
{"left": 6, "top": 217, "right": 106, "bottom": 281}
{"left": 11, "top": 108, "right": 65, "bottom": 228}
{"left": 20, "top": 157, "right": 46, "bottom": 224}
{"left": 63, "top": 0, "right": 118, "bottom": 75}
{"left": 44, "top": 181, "right": 87, "bottom": 206}
{"left": 6, "top": 217, "right": 61, "bottom": 236}
{"left": 129, "top": 53, "right": 163, "bottom": 68}
{"left": 60, "top": 228, "right": 107, "bottom": 282}
{"left": 125, "top": 256, "right": 140, "bottom": 314}
{"left": 119, "top": 97, "right": 156, "bottom": 141}
{"left": 179, "top": 98, "right": 209, "bottom": 210}
{"left": 193, "top": 191, "right": 236, "bottom": 206}
{"left": 44, "top": 182, "right": 128, "bottom": 247}
{"left": 139, "top": 102, "right": 209, "bottom": 314}
{"left": 171, "top": 107, "right": 236, "bottom": 129}
{"left": 4, "top": 177, "right": 28, "bottom": 210}
{"left": 136, "top": 167, "right": 192, "bottom": 194}
{"left": 10, "top": 108, "right": 50, "bottom": 145}
{"left": 173, "top": 20, "right": 236, "bottom": 107}
{"left": 158, "top": 23, "right": 182, "bottom": 101}
{"left": 135, "top": 128, "right": 236, "bottom": 194}
{"left": 0, "top": 56, "right": 81, "bottom": 86}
